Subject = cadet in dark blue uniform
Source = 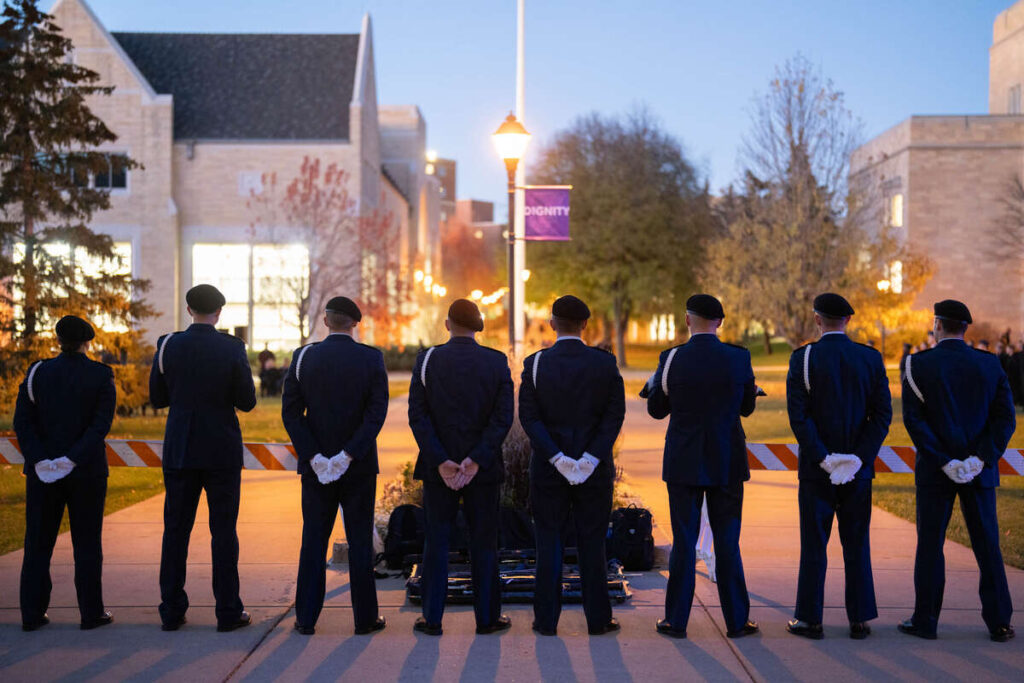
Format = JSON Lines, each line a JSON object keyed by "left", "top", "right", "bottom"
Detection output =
{"left": 150, "top": 284, "right": 257, "bottom": 632}
{"left": 408, "top": 299, "right": 514, "bottom": 636}
{"left": 645, "top": 294, "right": 759, "bottom": 639}
{"left": 15, "top": 316, "right": 116, "bottom": 631}
{"left": 899, "top": 300, "right": 1016, "bottom": 642}
{"left": 282, "top": 297, "right": 388, "bottom": 636}
{"left": 520, "top": 295, "right": 625, "bottom": 637}
{"left": 785, "top": 293, "right": 892, "bottom": 640}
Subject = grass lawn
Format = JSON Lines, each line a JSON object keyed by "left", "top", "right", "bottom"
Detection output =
{"left": 0, "top": 465, "right": 165, "bottom": 555}
{"left": 625, "top": 341, "right": 794, "bottom": 372}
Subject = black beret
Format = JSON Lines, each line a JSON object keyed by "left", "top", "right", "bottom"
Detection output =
{"left": 686, "top": 294, "right": 725, "bottom": 320}
{"left": 551, "top": 295, "right": 591, "bottom": 321}
{"left": 448, "top": 299, "right": 484, "bottom": 332}
{"left": 813, "top": 292, "right": 854, "bottom": 318}
{"left": 186, "top": 284, "right": 226, "bottom": 314}
{"left": 934, "top": 299, "right": 972, "bottom": 324}
{"left": 55, "top": 315, "right": 94, "bottom": 343}
{"left": 325, "top": 296, "right": 362, "bottom": 322}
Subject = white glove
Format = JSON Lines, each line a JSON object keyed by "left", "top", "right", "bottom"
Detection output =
{"left": 829, "top": 457, "right": 862, "bottom": 485}
{"left": 942, "top": 459, "right": 971, "bottom": 484}
{"left": 329, "top": 451, "right": 353, "bottom": 479}
{"left": 819, "top": 454, "right": 841, "bottom": 475}
{"left": 34, "top": 459, "right": 60, "bottom": 484}
{"left": 550, "top": 453, "right": 579, "bottom": 484}
{"left": 963, "top": 456, "right": 984, "bottom": 482}
{"left": 310, "top": 454, "right": 334, "bottom": 485}
{"left": 51, "top": 456, "right": 75, "bottom": 481}
{"left": 573, "top": 453, "right": 600, "bottom": 485}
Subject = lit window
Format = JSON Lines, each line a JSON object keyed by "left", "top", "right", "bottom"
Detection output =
{"left": 1010, "top": 85, "right": 1022, "bottom": 115}
{"left": 192, "top": 244, "right": 251, "bottom": 335}
{"left": 889, "top": 260, "right": 903, "bottom": 294}
{"left": 890, "top": 193, "right": 904, "bottom": 228}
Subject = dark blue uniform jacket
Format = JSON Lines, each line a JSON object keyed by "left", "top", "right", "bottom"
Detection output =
{"left": 787, "top": 333, "right": 892, "bottom": 481}
{"left": 14, "top": 352, "right": 115, "bottom": 479}
{"left": 281, "top": 334, "right": 388, "bottom": 477}
{"left": 149, "top": 324, "right": 257, "bottom": 470}
{"left": 646, "top": 335, "right": 756, "bottom": 486}
{"left": 903, "top": 339, "right": 1015, "bottom": 488}
{"left": 408, "top": 337, "right": 514, "bottom": 486}
{"left": 519, "top": 339, "right": 625, "bottom": 485}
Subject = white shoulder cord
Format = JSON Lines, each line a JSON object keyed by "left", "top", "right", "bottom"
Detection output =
{"left": 803, "top": 345, "right": 812, "bottom": 394}
{"left": 294, "top": 344, "right": 313, "bottom": 383}
{"left": 158, "top": 333, "right": 175, "bottom": 375}
{"left": 26, "top": 361, "right": 43, "bottom": 404}
{"left": 420, "top": 347, "right": 436, "bottom": 387}
{"left": 661, "top": 347, "right": 679, "bottom": 396}
{"left": 532, "top": 350, "right": 542, "bottom": 387}
{"left": 905, "top": 354, "right": 925, "bottom": 403}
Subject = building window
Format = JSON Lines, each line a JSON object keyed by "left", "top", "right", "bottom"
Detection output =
{"left": 889, "top": 260, "right": 903, "bottom": 294}
{"left": 93, "top": 154, "right": 129, "bottom": 190}
{"left": 890, "top": 193, "right": 904, "bottom": 228}
{"left": 1010, "top": 84, "right": 1022, "bottom": 115}
{"left": 192, "top": 242, "right": 310, "bottom": 348}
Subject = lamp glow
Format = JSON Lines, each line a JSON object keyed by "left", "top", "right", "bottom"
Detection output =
{"left": 492, "top": 113, "right": 531, "bottom": 161}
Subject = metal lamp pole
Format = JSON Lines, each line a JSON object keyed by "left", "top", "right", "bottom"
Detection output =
{"left": 505, "top": 159, "right": 518, "bottom": 350}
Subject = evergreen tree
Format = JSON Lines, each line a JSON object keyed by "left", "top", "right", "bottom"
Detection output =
{"left": 0, "top": 0, "right": 151, "bottom": 412}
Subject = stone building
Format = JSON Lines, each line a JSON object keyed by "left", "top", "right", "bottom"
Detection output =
{"left": 48, "top": 0, "right": 441, "bottom": 347}
{"left": 850, "top": 0, "right": 1024, "bottom": 335}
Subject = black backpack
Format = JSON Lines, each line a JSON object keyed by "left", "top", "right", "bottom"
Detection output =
{"left": 608, "top": 504, "right": 654, "bottom": 571}
{"left": 383, "top": 504, "right": 426, "bottom": 570}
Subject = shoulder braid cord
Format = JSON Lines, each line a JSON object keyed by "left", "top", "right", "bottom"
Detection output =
{"left": 532, "top": 350, "right": 542, "bottom": 387}
{"left": 661, "top": 347, "right": 679, "bottom": 396}
{"left": 803, "top": 345, "right": 811, "bottom": 394}
{"left": 157, "top": 333, "right": 175, "bottom": 375}
{"left": 905, "top": 354, "right": 925, "bottom": 403}
{"left": 420, "top": 346, "right": 436, "bottom": 387}
{"left": 26, "top": 361, "right": 43, "bottom": 404}
{"left": 294, "top": 344, "right": 314, "bottom": 383}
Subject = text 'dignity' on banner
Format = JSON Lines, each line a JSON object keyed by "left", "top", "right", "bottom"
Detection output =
{"left": 523, "top": 185, "right": 571, "bottom": 241}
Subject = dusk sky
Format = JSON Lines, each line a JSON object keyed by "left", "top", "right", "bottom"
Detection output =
{"left": 78, "top": 0, "right": 1012, "bottom": 209}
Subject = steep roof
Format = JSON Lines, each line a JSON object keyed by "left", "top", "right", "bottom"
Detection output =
{"left": 111, "top": 32, "right": 360, "bottom": 141}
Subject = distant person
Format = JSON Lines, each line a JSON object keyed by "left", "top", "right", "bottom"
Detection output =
{"left": 643, "top": 294, "right": 761, "bottom": 640}
{"left": 14, "top": 316, "right": 115, "bottom": 632}
{"left": 786, "top": 294, "right": 891, "bottom": 641}
{"left": 150, "top": 284, "right": 257, "bottom": 632}
{"left": 996, "top": 342, "right": 1009, "bottom": 372}
{"left": 282, "top": 297, "right": 388, "bottom": 636}
{"left": 899, "top": 343, "right": 913, "bottom": 383}
{"left": 1009, "top": 346, "right": 1024, "bottom": 406}
{"left": 520, "top": 295, "right": 625, "bottom": 636}
{"left": 900, "top": 300, "right": 1015, "bottom": 642}
{"left": 927, "top": 330, "right": 937, "bottom": 349}
{"left": 408, "top": 299, "right": 514, "bottom": 636}
{"left": 258, "top": 343, "right": 275, "bottom": 371}
{"left": 866, "top": 339, "right": 876, "bottom": 349}
{"left": 978, "top": 339, "right": 990, "bottom": 352}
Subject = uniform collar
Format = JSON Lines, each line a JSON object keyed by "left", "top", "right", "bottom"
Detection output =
{"left": 448, "top": 336, "right": 478, "bottom": 345}
{"left": 939, "top": 338, "right": 967, "bottom": 348}
{"left": 688, "top": 333, "right": 720, "bottom": 343}
{"left": 325, "top": 332, "right": 354, "bottom": 342}
{"left": 555, "top": 336, "right": 585, "bottom": 345}
{"left": 819, "top": 331, "right": 849, "bottom": 342}
{"left": 187, "top": 323, "right": 216, "bottom": 333}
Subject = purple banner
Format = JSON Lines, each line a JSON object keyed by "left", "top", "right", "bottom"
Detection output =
{"left": 524, "top": 187, "right": 570, "bottom": 241}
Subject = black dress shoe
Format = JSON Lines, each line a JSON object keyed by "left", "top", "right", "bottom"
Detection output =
{"left": 990, "top": 625, "right": 1015, "bottom": 642}
{"left": 161, "top": 615, "right": 187, "bottom": 632}
{"left": 531, "top": 621, "right": 557, "bottom": 636}
{"left": 81, "top": 611, "right": 114, "bottom": 630}
{"left": 22, "top": 614, "right": 50, "bottom": 632}
{"left": 897, "top": 618, "right": 936, "bottom": 640}
{"left": 849, "top": 622, "right": 871, "bottom": 640}
{"left": 656, "top": 619, "right": 687, "bottom": 639}
{"left": 786, "top": 619, "right": 823, "bottom": 640}
{"left": 414, "top": 617, "right": 442, "bottom": 636}
{"left": 727, "top": 620, "right": 759, "bottom": 638}
{"left": 476, "top": 615, "right": 511, "bottom": 634}
{"left": 589, "top": 618, "right": 620, "bottom": 635}
{"left": 355, "top": 616, "right": 386, "bottom": 635}
{"left": 294, "top": 622, "right": 315, "bottom": 636}
{"left": 217, "top": 611, "right": 252, "bottom": 632}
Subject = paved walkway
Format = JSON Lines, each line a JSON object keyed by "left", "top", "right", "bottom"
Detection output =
{"left": 1, "top": 397, "right": 1022, "bottom": 681}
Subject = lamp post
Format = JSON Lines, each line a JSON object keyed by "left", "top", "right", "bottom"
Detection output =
{"left": 877, "top": 278, "right": 891, "bottom": 358}
{"left": 492, "top": 112, "right": 531, "bottom": 351}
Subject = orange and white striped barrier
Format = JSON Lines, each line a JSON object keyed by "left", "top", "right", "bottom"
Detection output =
{"left": 0, "top": 438, "right": 1022, "bottom": 474}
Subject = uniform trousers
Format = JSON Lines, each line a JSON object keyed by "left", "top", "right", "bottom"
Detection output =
{"left": 666, "top": 481, "right": 750, "bottom": 633}
{"left": 159, "top": 468, "right": 244, "bottom": 625}
{"left": 421, "top": 480, "right": 501, "bottom": 627}
{"left": 794, "top": 477, "right": 877, "bottom": 624}
{"left": 21, "top": 474, "right": 107, "bottom": 624}
{"left": 913, "top": 483, "right": 1013, "bottom": 633}
{"left": 531, "top": 475, "right": 613, "bottom": 632}
{"left": 295, "top": 471, "right": 378, "bottom": 629}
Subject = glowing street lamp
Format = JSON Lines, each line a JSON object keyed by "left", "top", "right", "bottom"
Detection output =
{"left": 492, "top": 112, "right": 531, "bottom": 351}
